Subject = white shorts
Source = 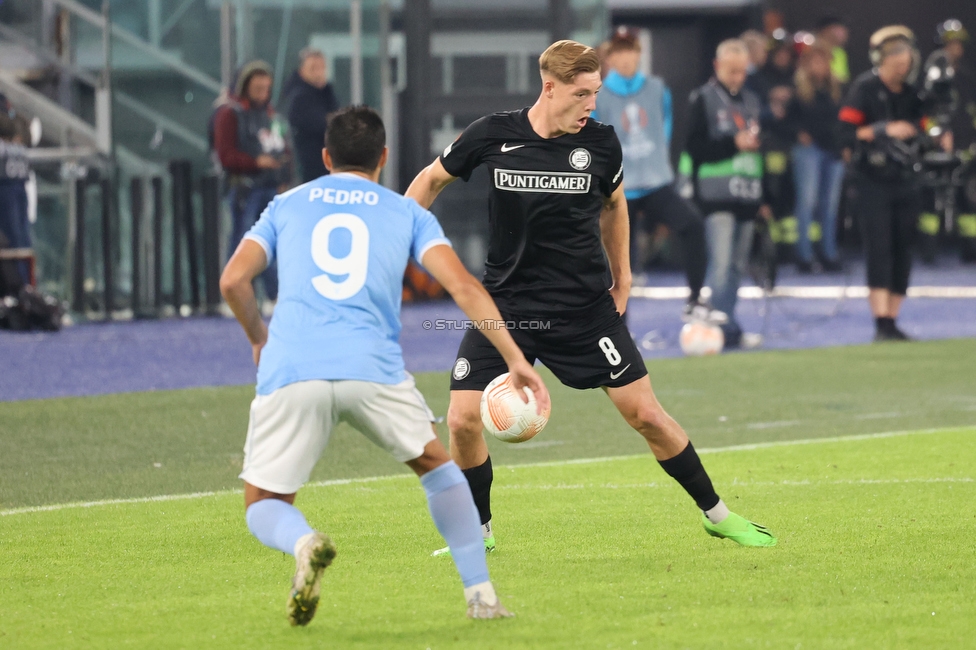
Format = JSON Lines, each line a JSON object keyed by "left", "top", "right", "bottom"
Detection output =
{"left": 239, "top": 376, "right": 437, "bottom": 495}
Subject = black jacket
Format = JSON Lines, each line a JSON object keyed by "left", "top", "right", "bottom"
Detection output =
{"left": 838, "top": 70, "right": 923, "bottom": 183}
{"left": 285, "top": 76, "right": 341, "bottom": 183}
{"left": 685, "top": 80, "right": 764, "bottom": 220}
{"left": 787, "top": 88, "right": 842, "bottom": 155}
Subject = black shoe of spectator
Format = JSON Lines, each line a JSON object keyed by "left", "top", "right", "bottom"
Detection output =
{"left": 873, "top": 317, "right": 911, "bottom": 342}
{"left": 888, "top": 323, "right": 912, "bottom": 341}
{"left": 821, "top": 258, "right": 843, "bottom": 273}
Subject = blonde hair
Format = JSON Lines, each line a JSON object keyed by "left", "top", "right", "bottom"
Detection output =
{"left": 795, "top": 43, "right": 842, "bottom": 104}
{"left": 716, "top": 38, "right": 749, "bottom": 60}
{"left": 539, "top": 40, "right": 601, "bottom": 84}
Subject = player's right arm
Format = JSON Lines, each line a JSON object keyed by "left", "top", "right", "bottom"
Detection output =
{"left": 421, "top": 244, "right": 551, "bottom": 415}
{"left": 405, "top": 158, "right": 457, "bottom": 210}
{"left": 221, "top": 239, "right": 269, "bottom": 366}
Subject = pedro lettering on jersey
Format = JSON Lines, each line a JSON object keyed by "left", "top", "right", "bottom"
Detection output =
{"left": 244, "top": 173, "right": 450, "bottom": 395}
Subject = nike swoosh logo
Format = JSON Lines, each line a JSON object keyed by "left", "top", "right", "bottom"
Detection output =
{"left": 500, "top": 143, "right": 525, "bottom": 152}
{"left": 610, "top": 364, "right": 631, "bottom": 380}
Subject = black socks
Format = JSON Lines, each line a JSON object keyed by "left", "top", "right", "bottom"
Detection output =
{"left": 657, "top": 441, "right": 721, "bottom": 511}
{"left": 462, "top": 456, "right": 493, "bottom": 525}
{"left": 876, "top": 316, "right": 896, "bottom": 334}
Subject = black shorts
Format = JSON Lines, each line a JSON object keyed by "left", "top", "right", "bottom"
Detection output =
{"left": 450, "top": 295, "right": 648, "bottom": 391}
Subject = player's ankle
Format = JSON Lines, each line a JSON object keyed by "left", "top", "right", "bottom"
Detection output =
{"left": 464, "top": 581, "right": 498, "bottom": 606}
{"left": 703, "top": 499, "right": 730, "bottom": 524}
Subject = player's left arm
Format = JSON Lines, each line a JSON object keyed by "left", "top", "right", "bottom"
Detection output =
{"left": 601, "top": 184, "right": 632, "bottom": 316}
{"left": 220, "top": 239, "right": 269, "bottom": 365}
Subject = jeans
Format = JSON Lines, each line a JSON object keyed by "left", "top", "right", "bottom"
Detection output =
{"left": 705, "top": 211, "right": 754, "bottom": 344}
{"left": 792, "top": 144, "right": 845, "bottom": 263}
{"left": 228, "top": 184, "right": 278, "bottom": 301}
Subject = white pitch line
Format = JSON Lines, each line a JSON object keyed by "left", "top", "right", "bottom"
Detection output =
{"left": 630, "top": 285, "right": 976, "bottom": 300}
{"left": 1, "top": 425, "right": 973, "bottom": 518}
{"left": 494, "top": 477, "right": 974, "bottom": 491}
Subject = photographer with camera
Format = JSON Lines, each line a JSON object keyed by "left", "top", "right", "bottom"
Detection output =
{"left": 686, "top": 39, "right": 768, "bottom": 349}
{"left": 921, "top": 19, "right": 976, "bottom": 261}
{"left": 839, "top": 26, "right": 950, "bottom": 342}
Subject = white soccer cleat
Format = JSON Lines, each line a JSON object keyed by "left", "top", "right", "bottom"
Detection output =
{"left": 466, "top": 592, "right": 514, "bottom": 619}
{"left": 741, "top": 332, "right": 764, "bottom": 349}
{"left": 682, "top": 298, "right": 728, "bottom": 325}
{"left": 287, "top": 531, "right": 337, "bottom": 626}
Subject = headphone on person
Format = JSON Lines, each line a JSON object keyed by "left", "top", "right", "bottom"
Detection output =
{"left": 868, "top": 25, "right": 916, "bottom": 66}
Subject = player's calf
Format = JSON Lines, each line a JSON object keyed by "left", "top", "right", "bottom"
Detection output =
{"left": 418, "top": 459, "right": 511, "bottom": 618}
{"left": 607, "top": 380, "right": 777, "bottom": 545}
{"left": 244, "top": 495, "right": 338, "bottom": 626}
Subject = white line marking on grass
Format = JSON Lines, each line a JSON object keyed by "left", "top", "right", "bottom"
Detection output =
{"left": 495, "top": 477, "right": 973, "bottom": 491}
{"left": 2, "top": 425, "right": 973, "bottom": 517}
{"left": 746, "top": 420, "right": 803, "bottom": 430}
{"left": 854, "top": 412, "right": 904, "bottom": 420}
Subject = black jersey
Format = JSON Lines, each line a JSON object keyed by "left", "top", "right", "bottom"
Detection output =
{"left": 439, "top": 108, "right": 624, "bottom": 316}
{"left": 838, "top": 71, "right": 924, "bottom": 182}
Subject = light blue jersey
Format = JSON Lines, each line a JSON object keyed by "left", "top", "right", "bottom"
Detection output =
{"left": 244, "top": 172, "right": 450, "bottom": 395}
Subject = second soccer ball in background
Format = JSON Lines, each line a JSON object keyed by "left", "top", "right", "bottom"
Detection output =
{"left": 679, "top": 321, "right": 724, "bottom": 356}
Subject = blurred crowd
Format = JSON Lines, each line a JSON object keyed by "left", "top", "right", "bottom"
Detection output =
{"left": 597, "top": 16, "right": 976, "bottom": 345}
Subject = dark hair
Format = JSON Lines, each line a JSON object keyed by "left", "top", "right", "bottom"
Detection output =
{"left": 0, "top": 113, "right": 16, "bottom": 140}
{"left": 815, "top": 15, "right": 845, "bottom": 31}
{"left": 324, "top": 105, "right": 386, "bottom": 173}
{"left": 607, "top": 26, "right": 640, "bottom": 54}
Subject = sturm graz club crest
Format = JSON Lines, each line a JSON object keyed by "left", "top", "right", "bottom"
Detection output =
{"left": 569, "top": 148, "right": 591, "bottom": 171}
{"left": 453, "top": 357, "right": 471, "bottom": 380}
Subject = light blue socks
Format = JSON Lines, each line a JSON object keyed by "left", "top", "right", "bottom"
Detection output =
{"left": 245, "top": 498, "right": 314, "bottom": 556}
{"left": 421, "top": 461, "right": 491, "bottom": 588}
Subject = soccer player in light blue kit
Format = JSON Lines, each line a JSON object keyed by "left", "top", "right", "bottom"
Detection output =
{"left": 221, "top": 106, "right": 549, "bottom": 625}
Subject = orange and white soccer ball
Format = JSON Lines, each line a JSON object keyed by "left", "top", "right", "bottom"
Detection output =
{"left": 480, "top": 372, "right": 551, "bottom": 443}
{"left": 679, "top": 322, "right": 724, "bottom": 356}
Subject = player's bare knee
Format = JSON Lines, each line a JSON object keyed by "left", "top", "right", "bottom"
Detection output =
{"left": 632, "top": 403, "right": 671, "bottom": 439}
{"left": 447, "top": 402, "right": 482, "bottom": 437}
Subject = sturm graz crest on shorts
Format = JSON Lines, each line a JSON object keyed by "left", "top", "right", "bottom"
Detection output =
{"left": 569, "top": 148, "right": 591, "bottom": 171}
{"left": 453, "top": 357, "right": 471, "bottom": 380}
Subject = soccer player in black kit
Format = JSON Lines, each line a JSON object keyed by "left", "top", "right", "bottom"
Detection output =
{"left": 407, "top": 40, "right": 776, "bottom": 552}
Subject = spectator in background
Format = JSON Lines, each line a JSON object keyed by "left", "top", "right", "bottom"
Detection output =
{"left": 816, "top": 16, "right": 850, "bottom": 84}
{"left": 742, "top": 30, "right": 768, "bottom": 77}
{"left": 742, "top": 31, "right": 796, "bottom": 264}
{"left": 213, "top": 60, "right": 289, "bottom": 308}
{"left": 788, "top": 41, "right": 845, "bottom": 272}
{"left": 838, "top": 26, "right": 939, "bottom": 342}
{"left": 686, "top": 39, "right": 768, "bottom": 349}
{"left": 594, "top": 28, "right": 720, "bottom": 323}
{"left": 282, "top": 48, "right": 341, "bottom": 183}
{"left": 923, "top": 19, "right": 976, "bottom": 262}
{"left": 750, "top": 33, "right": 796, "bottom": 103}
{"left": 0, "top": 112, "right": 31, "bottom": 285}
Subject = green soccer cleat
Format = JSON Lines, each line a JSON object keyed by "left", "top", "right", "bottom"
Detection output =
{"left": 287, "top": 531, "right": 337, "bottom": 626}
{"left": 431, "top": 535, "right": 496, "bottom": 558}
{"left": 702, "top": 512, "right": 777, "bottom": 547}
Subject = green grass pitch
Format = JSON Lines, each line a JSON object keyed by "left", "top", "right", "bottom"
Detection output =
{"left": 2, "top": 340, "right": 975, "bottom": 648}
